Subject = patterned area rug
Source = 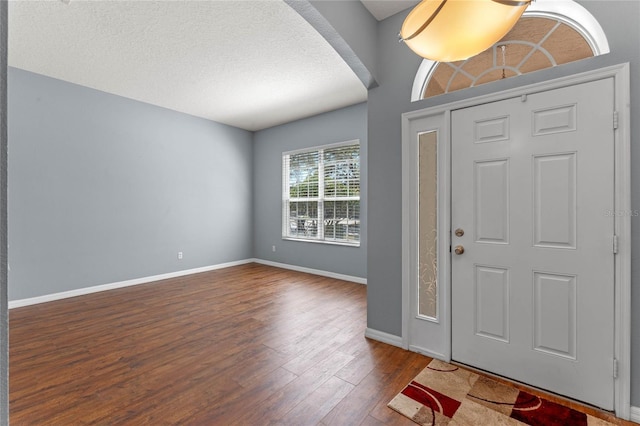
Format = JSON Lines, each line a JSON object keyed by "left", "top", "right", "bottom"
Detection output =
{"left": 388, "top": 359, "right": 614, "bottom": 426}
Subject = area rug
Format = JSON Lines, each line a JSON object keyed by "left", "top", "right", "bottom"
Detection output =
{"left": 388, "top": 359, "right": 614, "bottom": 426}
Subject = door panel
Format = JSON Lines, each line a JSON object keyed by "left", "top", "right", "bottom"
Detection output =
{"left": 474, "top": 159, "right": 510, "bottom": 244}
{"left": 533, "top": 272, "right": 577, "bottom": 359}
{"left": 475, "top": 265, "right": 510, "bottom": 342}
{"left": 451, "top": 78, "right": 615, "bottom": 409}
{"left": 533, "top": 153, "right": 577, "bottom": 248}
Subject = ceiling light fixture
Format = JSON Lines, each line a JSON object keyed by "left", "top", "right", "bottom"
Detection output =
{"left": 400, "top": 0, "right": 531, "bottom": 62}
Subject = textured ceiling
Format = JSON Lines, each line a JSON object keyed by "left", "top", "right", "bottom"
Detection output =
{"left": 8, "top": 0, "right": 368, "bottom": 131}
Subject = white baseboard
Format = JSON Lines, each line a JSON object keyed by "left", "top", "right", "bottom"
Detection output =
{"left": 630, "top": 406, "right": 640, "bottom": 422}
{"left": 252, "top": 258, "right": 367, "bottom": 285}
{"left": 365, "top": 328, "right": 404, "bottom": 348}
{"left": 408, "top": 345, "right": 446, "bottom": 361}
{"left": 8, "top": 259, "right": 254, "bottom": 309}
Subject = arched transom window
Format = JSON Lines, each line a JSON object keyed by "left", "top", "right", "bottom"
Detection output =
{"left": 412, "top": 1, "right": 610, "bottom": 101}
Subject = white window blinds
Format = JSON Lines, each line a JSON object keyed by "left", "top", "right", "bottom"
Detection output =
{"left": 283, "top": 141, "right": 360, "bottom": 245}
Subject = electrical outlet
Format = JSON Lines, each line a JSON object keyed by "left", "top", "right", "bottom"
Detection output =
{"left": 178, "top": 251, "right": 183, "bottom": 260}
{"left": 272, "top": 245, "right": 276, "bottom": 252}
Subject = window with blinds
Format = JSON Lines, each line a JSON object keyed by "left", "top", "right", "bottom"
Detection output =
{"left": 282, "top": 141, "right": 360, "bottom": 245}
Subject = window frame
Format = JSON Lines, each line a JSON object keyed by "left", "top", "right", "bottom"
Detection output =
{"left": 282, "top": 140, "right": 361, "bottom": 247}
{"left": 410, "top": 3, "right": 611, "bottom": 102}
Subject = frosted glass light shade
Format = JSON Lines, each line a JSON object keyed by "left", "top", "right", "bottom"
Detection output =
{"left": 401, "top": 0, "right": 529, "bottom": 62}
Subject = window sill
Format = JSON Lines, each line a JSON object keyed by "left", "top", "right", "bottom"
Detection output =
{"left": 282, "top": 237, "right": 360, "bottom": 248}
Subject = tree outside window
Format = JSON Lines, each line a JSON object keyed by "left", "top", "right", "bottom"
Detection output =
{"left": 282, "top": 142, "right": 360, "bottom": 245}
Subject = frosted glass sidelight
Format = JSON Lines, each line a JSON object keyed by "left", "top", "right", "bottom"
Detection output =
{"left": 418, "top": 132, "right": 438, "bottom": 319}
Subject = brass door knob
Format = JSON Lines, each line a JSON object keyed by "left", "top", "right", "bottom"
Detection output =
{"left": 455, "top": 228, "right": 464, "bottom": 237}
{"left": 454, "top": 245, "right": 465, "bottom": 255}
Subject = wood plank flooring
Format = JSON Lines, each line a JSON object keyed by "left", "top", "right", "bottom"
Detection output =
{"left": 9, "top": 263, "right": 635, "bottom": 425}
{"left": 9, "top": 264, "right": 426, "bottom": 425}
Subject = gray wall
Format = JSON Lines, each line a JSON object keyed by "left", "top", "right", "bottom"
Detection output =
{"left": 253, "top": 102, "right": 367, "bottom": 279}
{"left": 8, "top": 68, "right": 254, "bottom": 300}
{"left": 308, "top": 0, "right": 378, "bottom": 85}
{"left": 0, "top": 1, "right": 7, "bottom": 422}
{"left": 366, "top": 1, "right": 640, "bottom": 405}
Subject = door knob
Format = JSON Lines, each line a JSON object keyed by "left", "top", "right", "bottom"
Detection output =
{"left": 455, "top": 228, "right": 464, "bottom": 237}
{"left": 454, "top": 245, "right": 465, "bottom": 255}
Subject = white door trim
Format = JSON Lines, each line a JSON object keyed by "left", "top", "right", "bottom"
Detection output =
{"left": 401, "top": 63, "right": 631, "bottom": 419}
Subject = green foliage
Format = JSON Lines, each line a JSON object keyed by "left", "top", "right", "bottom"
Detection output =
{"left": 285, "top": 144, "right": 360, "bottom": 242}
{"left": 289, "top": 169, "right": 319, "bottom": 198}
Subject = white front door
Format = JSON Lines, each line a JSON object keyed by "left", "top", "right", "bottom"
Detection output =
{"left": 451, "top": 78, "right": 615, "bottom": 409}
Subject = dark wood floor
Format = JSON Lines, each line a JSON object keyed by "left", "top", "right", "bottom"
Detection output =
{"left": 9, "top": 263, "right": 635, "bottom": 425}
{"left": 9, "top": 263, "right": 428, "bottom": 425}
